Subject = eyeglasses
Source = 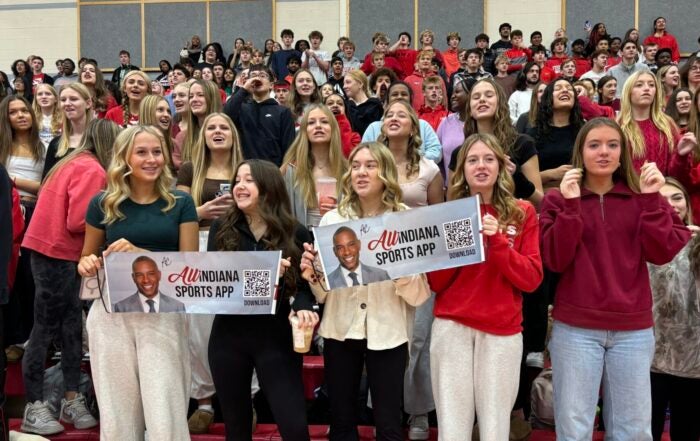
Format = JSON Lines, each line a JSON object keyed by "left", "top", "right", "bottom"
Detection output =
{"left": 249, "top": 73, "right": 269, "bottom": 80}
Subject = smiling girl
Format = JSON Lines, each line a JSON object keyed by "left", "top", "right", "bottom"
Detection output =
{"left": 430, "top": 133, "right": 542, "bottom": 440}
{"left": 78, "top": 126, "right": 198, "bottom": 440}
{"left": 42, "top": 83, "right": 93, "bottom": 178}
{"left": 105, "top": 70, "right": 151, "bottom": 127}
{"left": 540, "top": 118, "right": 690, "bottom": 440}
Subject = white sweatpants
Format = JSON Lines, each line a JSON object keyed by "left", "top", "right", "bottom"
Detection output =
{"left": 430, "top": 317, "right": 522, "bottom": 441}
{"left": 86, "top": 301, "right": 190, "bottom": 441}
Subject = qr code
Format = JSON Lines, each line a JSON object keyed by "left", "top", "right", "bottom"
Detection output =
{"left": 243, "top": 270, "right": 271, "bottom": 297}
{"left": 442, "top": 218, "right": 475, "bottom": 250}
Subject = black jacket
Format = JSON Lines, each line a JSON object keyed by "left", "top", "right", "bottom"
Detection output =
{"left": 224, "top": 89, "right": 296, "bottom": 167}
{"left": 207, "top": 217, "right": 316, "bottom": 317}
{"left": 346, "top": 97, "right": 383, "bottom": 136}
{"left": 0, "top": 165, "right": 12, "bottom": 304}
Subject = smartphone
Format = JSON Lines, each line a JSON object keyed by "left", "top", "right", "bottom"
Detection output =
{"left": 215, "top": 183, "right": 231, "bottom": 198}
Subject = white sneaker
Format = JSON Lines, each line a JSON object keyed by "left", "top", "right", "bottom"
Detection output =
{"left": 408, "top": 414, "right": 430, "bottom": 440}
{"left": 21, "top": 401, "right": 64, "bottom": 436}
{"left": 526, "top": 352, "right": 545, "bottom": 369}
{"left": 60, "top": 393, "right": 98, "bottom": 429}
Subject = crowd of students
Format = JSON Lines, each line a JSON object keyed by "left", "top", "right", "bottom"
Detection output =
{"left": 0, "top": 16, "right": 699, "bottom": 441}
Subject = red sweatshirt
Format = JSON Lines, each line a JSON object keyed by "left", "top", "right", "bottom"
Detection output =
{"left": 404, "top": 70, "right": 446, "bottom": 110}
{"left": 390, "top": 48, "right": 418, "bottom": 79}
{"left": 22, "top": 154, "right": 107, "bottom": 261}
{"left": 545, "top": 55, "right": 567, "bottom": 76}
{"left": 429, "top": 201, "right": 543, "bottom": 336}
{"left": 442, "top": 48, "right": 460, "bottom": 77}
{"left": 540, "top": 182, "right": 690, "bottom": 331}
{"left": 418, "top": 104, "right": 448, "bottom": 131}
{"left": 643, "top": 32, "right": 681, "bottom": 62}
{"left": 360, "top": 53, "right": 405, "bottom": 79}
{"left": 505, "top": 47, "right": 532, "bottom": 73}
{"left": 631, "top": 119, "right": 688, "bottom": 180}
{"left": 335, "top": 113, "right": 361, "bottom": 157}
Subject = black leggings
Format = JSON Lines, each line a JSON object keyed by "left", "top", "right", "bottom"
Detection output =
{"left": 22, "top": 252, "right": 82, "bottom": 402}
{"left": 324, "top": 338, "right": 407, "bottom": 441}
{"left": 209, "top": 315, "right": 309, "bottom": 441}
{"left": 650, "top": 371, "right": 700, "bottom": 441}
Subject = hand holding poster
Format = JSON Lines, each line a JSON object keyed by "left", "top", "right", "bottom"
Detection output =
{"left": 313, "top": 196, "right": 485, "bottom": 290}
{"left": 103, "top": 251, "right": 281, "bottom": 314}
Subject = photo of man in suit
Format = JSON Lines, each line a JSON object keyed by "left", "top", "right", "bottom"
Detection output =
{"left": 327, "top": 226, "right": 391, "bottom": 289}
{"left": 113, "top": 255, "right": 186, "bottom": 313}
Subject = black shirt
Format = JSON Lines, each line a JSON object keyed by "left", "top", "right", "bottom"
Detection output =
{"left": 527, "top": 124, "right": 578, "bottom": 172}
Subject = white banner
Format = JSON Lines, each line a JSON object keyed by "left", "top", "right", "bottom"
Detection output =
{"left": 103, "top": 251, "right": 282, "bottom": 314}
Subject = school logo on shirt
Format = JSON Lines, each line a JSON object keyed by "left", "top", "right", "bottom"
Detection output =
{"left": 506, "top": 225, "right": 518, "bottom": 248}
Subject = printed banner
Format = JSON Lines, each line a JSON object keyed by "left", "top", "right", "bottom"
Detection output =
{"left": 313, "top": 196, "right": 485, "bottom": 290}
{"left": 103, "top": 251, "right": 281, "bottom": 314}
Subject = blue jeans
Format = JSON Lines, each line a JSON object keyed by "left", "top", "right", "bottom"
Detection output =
{"left": 549, "top": 321, "right": 654, "bottom": 441}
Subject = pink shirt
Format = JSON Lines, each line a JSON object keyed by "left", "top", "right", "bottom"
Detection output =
{"left": 22, "top": 154, "right": 106, "bottom": 261}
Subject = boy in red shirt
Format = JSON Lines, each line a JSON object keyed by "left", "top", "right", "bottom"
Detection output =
{"left": 417, "top": 76, "right": 448, "bottom": 130}
{"left": 404, "top": 50, "right": 446, "bottom": 110}
{"left": 504, "top": 30, "right": 532, "bottom": 74}
{"left": 361, "top": 32, "right": 404, "bottom": 79}
{"left": 443, "top": 32, "right": 461, "bottom": 77}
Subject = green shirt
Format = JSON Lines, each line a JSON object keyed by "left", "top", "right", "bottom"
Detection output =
{"left": 86, "top": 190, "right": 197, "bottom": 252}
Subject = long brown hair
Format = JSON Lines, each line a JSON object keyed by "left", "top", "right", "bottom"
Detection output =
{"left": 571, "top": 118, "right": 640, "bottom": 193}
{"left": 464, "top": 78, "right": 517, "bottom": 155}
{"left": 448, "top": 133, "right": 525, "bottom": 227}
{"left": 214, "top": 160, "right": 301, "bottom": 293}
{"left": 0, "top": 95, "right": 43, "bottom": 165}
{"left": 79, "top": 62, "right": 110, "bottom": 114}
{"left": 182, "top": 80, "right": 222, "bottom": 164}
{"left": 287, "top": 69, "right": 321, "bottom": 120}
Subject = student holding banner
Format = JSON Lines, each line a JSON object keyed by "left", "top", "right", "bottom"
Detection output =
{"left": 429, "top": 133, "right": 543, "bottom": 440}
{"left": 77, "top": 125, "right": 199, "bottom": 441}
{"left": 300, "top": 142, "right": 431, "bottom": 441}
{"left": 20, "top": 120, "right": 119, "bottom": 435}
{"left": 377, "top": 99, "right": 442, "bottom": 438}
{"left": 207, "top": 159, "right": 318, "bottom": 441}
{"left": 175, "top": 112, "right": 244, "bottom": 434}
{"left": 540, "top": 118, "right": 691, "bottom": 440}
{"left": 281, "top": 104, "right": 347, "bottom": 230}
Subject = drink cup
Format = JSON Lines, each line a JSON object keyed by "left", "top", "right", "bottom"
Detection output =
{"left": 290, "top": 316, "right": 313, "bottom": 353}
{"left": 316, "top": 177, "right": 337, "bottom": 215}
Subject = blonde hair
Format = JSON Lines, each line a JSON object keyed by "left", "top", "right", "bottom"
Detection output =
{"left": 656, "top": 64, "right": 679, "bottom": 99}
{"left": 139, "top": 95, "right": 175, "bottom": 168}
{"left": 32, "top": 84, "right": 62, "bottom": 137}
{"left": 345, "top": 70, "right": 371, "bottom": 97}
{"left": 190, "top": 113, "right": 243, "bottom": 206}
{"left": 338, "top": 142, "right": 403, "bottom": 218}
{"left": 120, "top": 70, "right": 152, "bottom": 127}
{"left": 377, "top": 100, "right": 422, "bottom": 178}
{"left": 101, "top": 125, "right": 176, "bottom": 224}
{"left": 448, "top": 133, "right": 525, "bottom": 227}
{"left": 43, "top": 119, "right": 121, "bottom": 186}
{"left": 282, "top": 104, "right": 347, "bottom": 208}
{"left": 182, "top": 80, "right": 223, "bottom": 164}
{"left": 56, "top": 83, "right": 94, "bottom": 157}
{"left": 618, "top": 71, "right": 676, "bottom": 159}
